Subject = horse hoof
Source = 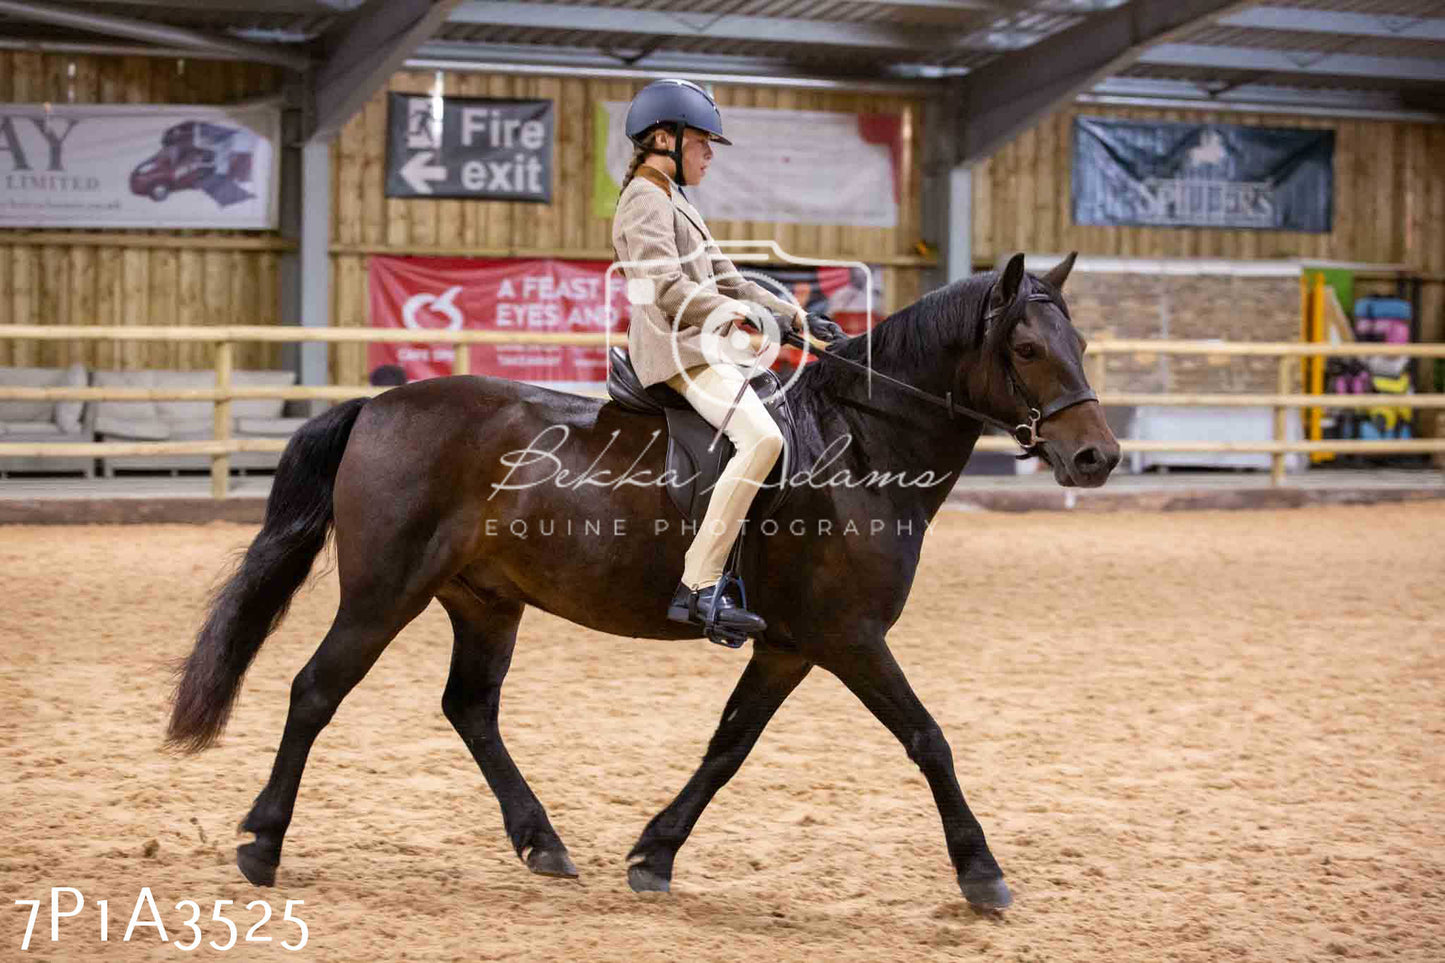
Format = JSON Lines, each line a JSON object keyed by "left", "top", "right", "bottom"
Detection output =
{"left": 627, "top": 865, "right": 671, "bottom": 894}
{"left": 236, "top": 843, "right": 278, "bottom": 887}
{"left": 525, "top": 847, "right": 579, "bottom": 879}
{"left": 960, "top": 875, "right": 1013, "bottom": 911}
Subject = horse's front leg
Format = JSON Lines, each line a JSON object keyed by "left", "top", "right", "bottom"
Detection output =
{"left": 627, "top": 643, "right": 812, "bottom": 893}
{"left": 822, "top": 638, "right": 1012, "bottom": 911}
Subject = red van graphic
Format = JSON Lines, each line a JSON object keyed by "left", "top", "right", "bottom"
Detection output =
{"left": 130, "top": 121, "right": 256, "bottom": 206}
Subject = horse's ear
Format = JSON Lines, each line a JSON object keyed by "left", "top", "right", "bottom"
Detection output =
{"left": 992, "top": 252, "right": 1026, "bottom": 308}
{"left": 1043, "top": 251, "right": 1077, "bottom": 290}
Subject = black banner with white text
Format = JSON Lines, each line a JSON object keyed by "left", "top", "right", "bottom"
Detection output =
{"left": 384, "top": 93, "right": 552, "bottom": 202}
{"left": 1072, "top": 118, "right": 1334, "bottom": 232}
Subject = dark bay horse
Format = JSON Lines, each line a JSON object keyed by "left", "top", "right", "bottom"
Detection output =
{"left": 166, "top": 252, "right": 1118, "bottom": 911}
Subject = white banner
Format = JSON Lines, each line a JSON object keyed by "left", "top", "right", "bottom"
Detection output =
{"left": 596, "top": 101, "right": 901, "bottom": 228}
{"left": 0, "top": 103, "right": 279, "bottom": 229}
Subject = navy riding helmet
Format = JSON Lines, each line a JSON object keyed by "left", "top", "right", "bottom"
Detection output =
{"left": 624, "top": 79, "right": 730, "bottom": 187}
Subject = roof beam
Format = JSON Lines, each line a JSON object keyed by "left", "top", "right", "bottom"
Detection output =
{"left": 49, "top": 0, "right": 362, "bottom": 12}
{"left": 811, "top": 0, "right": 1121, "bottom": 9}
{"left": 815, "top": 0, "right": 1006, "bottom": 9}
{"left": 1137, "top": 43, "right": 1445, "bottom": 83}
{"left": 415, "top": 40, "right": 822, "bottom": 77}
{"left": 449, "top": 0, "right": 1002, "bottom": 51}
{"left": 0, "top": 36, "right": 274, "bottom": 60}
{"left": 0, "top": 0, "right": 313, "bottom": 69}
{"left": 309, "top": 0, "right": 461, "bottom": 140}
{"left": 410, "top": 39, "right": 939, "bottom": 85}
{"left": 408, "top": 40, "right": 938, "bottom": 90}
{"left": 1215, "top": 6, "right": 1445, "bottom": 42}
{"left": 1086, "top": 76, "right": 1444, "bottom": 121}
{"left": 950, "top": 0, "right": 1249, "bottom": 165}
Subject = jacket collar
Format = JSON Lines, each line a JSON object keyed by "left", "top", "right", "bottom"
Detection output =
{"left": 633, "top": 165, "right": 673, "bottom": 198}
{"left": 634, "top": 164, "right": 711, "bottom": 241}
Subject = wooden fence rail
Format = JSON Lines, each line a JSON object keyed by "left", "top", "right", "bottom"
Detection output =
{"left": 4, "top": 325, "right": 1445, "bottom": 355}
{"left": 1, "top": 325, "right": 1441, "bottom": 497}
{"left": 4, "top": 386, "right": 1444, "bottom": 412}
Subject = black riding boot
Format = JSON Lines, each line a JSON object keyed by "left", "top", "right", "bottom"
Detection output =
{"left": 666, "top": 573, "right": 765, "bottom": 648}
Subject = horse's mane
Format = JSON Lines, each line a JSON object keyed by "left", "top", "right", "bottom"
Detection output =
{"left": 795, "top": 270, "right": 997, "bottom": 400}
{"left": 792, "top": 267, "right": 1073, "bottom": 413}
{"left": 799, "top": 273, "right": 988, "bottom": 393}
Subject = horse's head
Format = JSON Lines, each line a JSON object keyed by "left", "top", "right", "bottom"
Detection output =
{"left": 966, "top": 252, "right": 1119, "bottom": 488}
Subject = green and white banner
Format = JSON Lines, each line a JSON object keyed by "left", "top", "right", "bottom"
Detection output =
{"left": 594, "top": 101, "right": 902, "bottom": 228}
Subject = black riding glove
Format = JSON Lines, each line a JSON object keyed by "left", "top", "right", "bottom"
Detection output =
{"left": 803, "top": 312, "right": 848, "bottom": 345}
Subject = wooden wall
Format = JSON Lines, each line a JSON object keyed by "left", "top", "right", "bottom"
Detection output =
{"left": 0, "top": 52, "right": 287, "bottom": 371}
{"left": 973, "top": 102, "right": 1445, "bottom": 343}
{"left": 327, "top": 69, "right": 927, "bottom": 383}
{"left": 4, "top": 54, "right": 1442, "bottom": 385}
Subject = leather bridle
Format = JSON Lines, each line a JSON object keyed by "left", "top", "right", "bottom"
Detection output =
{"left": 785, "top": 287, "right": 1097, "bottom": 458}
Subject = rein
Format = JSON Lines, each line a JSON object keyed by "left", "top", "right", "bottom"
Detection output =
{"left": 785, "top": 291, "right": 1097, "bottom": 457}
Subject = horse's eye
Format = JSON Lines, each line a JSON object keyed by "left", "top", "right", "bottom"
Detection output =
{"left": 1015, "top": 342, "right": 1039, "bottom": 361}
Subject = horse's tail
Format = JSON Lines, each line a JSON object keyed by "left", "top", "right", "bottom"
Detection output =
{"left": 165, "top": 397, "right": 369, "bottom": 753}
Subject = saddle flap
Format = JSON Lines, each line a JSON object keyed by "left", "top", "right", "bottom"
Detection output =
{"left": 661, "top": 373, "right": 797, "bottom": 526}
{"left": 663, "top": 407, "right": 731, "bottom": 523}
{"left": 604, "top": 348, "right": 799, "bottom": 525}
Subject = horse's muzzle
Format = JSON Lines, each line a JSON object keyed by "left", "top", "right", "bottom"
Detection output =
{"left": 1064, "top": 441, "right": 1120, "bottom": 488}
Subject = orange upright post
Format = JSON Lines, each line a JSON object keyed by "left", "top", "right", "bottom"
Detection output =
{"left": 1306, "top": 273, "right": 1317, "bottom": 416}
{"left": 1308, "top": 273, "right": 1331, "bottom": 463}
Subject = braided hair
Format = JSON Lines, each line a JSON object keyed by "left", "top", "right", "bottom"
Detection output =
{"left": 620, "top": 129, "right": 662, "bottom": 190}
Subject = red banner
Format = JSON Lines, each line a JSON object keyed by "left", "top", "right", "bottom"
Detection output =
{"left": 368, "top": 255, "right": 883, "bottom": 388}
{"left": 367, "top": 256, "right": 629, "bottom": 389}
{"left": 755, "top": 263, "right": 881, "bottom": 371}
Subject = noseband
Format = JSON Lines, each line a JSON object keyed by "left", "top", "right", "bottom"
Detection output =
{"left": 789, "top": 289, "right": 1097, "bottom": 457}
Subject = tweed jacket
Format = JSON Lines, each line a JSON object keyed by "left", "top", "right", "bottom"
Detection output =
{"left": 611, "top": 165, "right": 802, "bottom": 388}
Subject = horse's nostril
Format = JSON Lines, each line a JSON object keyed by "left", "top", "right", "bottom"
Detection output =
{"left": 1074, "top": 446, "right": 1102, "bottom": 472}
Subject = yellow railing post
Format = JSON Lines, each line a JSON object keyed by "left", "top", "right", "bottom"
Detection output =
{"left": 212, "top": 339, "right": 233, "bottom": 500}
{"left": 1272, "top": 355, "right": 1291, "bottom": 486}
{"left": 1299, "top": 273, "right": 1311, "bottom": 414}
{"left": 1309, "top": 273, "right": 1329, "bottom": 463}
{"left": 453, "top": 338, "right": 471, "bottom": 376}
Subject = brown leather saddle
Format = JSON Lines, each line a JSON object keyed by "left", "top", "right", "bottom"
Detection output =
{"left": 605, "top": 347, "right": 797, "bottom": 526}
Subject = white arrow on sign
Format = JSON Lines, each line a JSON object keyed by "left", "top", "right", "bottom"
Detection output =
{"left": 400, "top": 151, "right": 447, "bottom": 194}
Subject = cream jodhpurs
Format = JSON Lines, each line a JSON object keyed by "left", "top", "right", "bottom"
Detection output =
{"left": 664, "top": 362, "right": 784, "bottom": 591}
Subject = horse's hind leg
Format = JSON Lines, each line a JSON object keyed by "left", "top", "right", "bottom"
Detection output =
{"left": 236, "top": 579, "right": 435, "bottom": 886}
{"left": 437, "top": 589, "right": 577, "bottom": 879}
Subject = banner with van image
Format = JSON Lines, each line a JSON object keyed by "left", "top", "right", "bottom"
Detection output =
{"left": 0, "top": 102, "right": 279, "bottom": 229}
